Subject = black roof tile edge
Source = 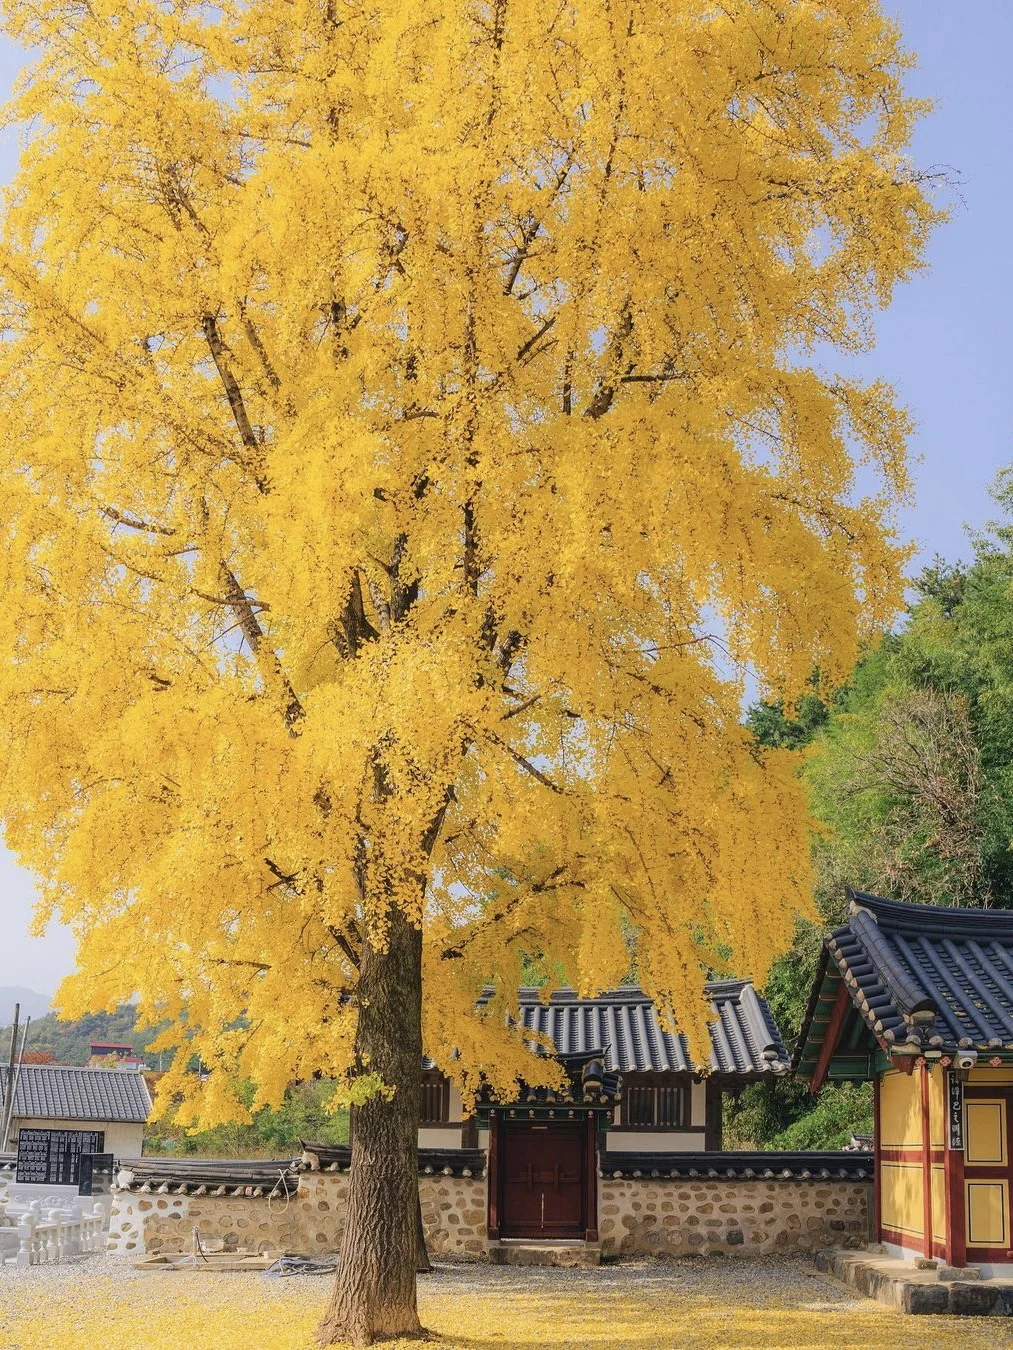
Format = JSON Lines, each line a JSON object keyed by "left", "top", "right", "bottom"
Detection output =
{"left": 295, "top": 1143, "right": 487, "bottom": 1180}
{"left": 791, "top": 946, "right": 835, "bottom": 1074}
{"left": 509, "top": 982, "right": 790, "bottom": 1075}
{"left": 112, "top": 1147, "right": 489, "bottom": 1191}
{"left": 849, "top": 889, "right": 1013, "bottom": 938}
{"left": 598, "top": 1149, "right": 874, "bottom": 1182}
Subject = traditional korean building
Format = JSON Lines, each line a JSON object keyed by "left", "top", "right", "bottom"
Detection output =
{"left": 0, "top": 1063, "right": 151, "bottom": 1158}
{"left": 421, "top": 980, "right": 791, "bottom": 1243}
{"left": 795, "top": 888, "right": 1013, "bottom": 1275}
{"left": 108, "top": 982, "right": 875, "bottom": 1262}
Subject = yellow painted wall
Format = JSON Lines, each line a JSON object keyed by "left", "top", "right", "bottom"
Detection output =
{"left": 969, "top": 1067, "right": 1013, "bottom": 1086}
{"left": 966, "top": 1100, "right": 1007, "bottom": 1165}
{"left": 931, "top": 1165, "right": 946, "bottom": 1242}
{"left": 928, "top": 1067, "right": 944, "bottom": 1148}
{"left": 966, "top": 1181, "right": 1009, "bottom": 1247}
{"left": 880, "top": 1162, "right": 924, "bottom": 1238}
{"left": 880, "top": 1070, "right": 923, "bottom": 1148}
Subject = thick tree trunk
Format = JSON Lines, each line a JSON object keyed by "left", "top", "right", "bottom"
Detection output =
{"left": 415, "top": 1189, "right": 432, "bottom": 1273}
{"left": 318, "top": 907, "right": 424, "bottom": 1346}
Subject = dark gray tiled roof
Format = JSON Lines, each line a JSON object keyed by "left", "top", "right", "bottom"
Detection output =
{"left": 802, "top": 888, "right": 1013, "bottom": 1059}
{"left": 2, "top": 1064, "right": 151, "bottom": 1123}
{"left": 514, "top": 980, "right": 789, "bottom": 1076}
{"left": 111, "top": 1147, "right": 487, "bottom": 1192}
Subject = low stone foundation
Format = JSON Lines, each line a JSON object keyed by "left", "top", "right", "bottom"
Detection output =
{"left": 598, "top": 1179, "right": 870, "bottom": 1257}
{"left": 815, "top": 1248, "right": 1013, "bottom": 1316}
{"left": 108, "top": 1171, "right": 487, "bottom": 1258}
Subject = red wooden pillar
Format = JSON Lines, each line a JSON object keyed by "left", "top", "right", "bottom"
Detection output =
{"left": 487, "top": 1111, "right": 500, "bottom": 1241}
{"left": 943, "top": 1068, "right": 966, "bottom": 1268}
{"left": 585, "top": 1112, "right": 599, "bottom": 1242}
{"left": 920, "top": 1062, "right": 933, "bottom": 1259}
{"left": 872, "top": 1075, "right": 882, "bottom": 1245}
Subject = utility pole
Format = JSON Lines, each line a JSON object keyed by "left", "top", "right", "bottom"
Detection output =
{"left": 2, "top": 1016, "right": 31, "bottom": 1152}
{"left": 1, "top": 1003, "right": 20, "bottom": 1156}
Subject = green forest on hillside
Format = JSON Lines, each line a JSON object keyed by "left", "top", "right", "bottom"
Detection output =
{"left": 726, "top": 476, "right": 1013, "bottom": 1147}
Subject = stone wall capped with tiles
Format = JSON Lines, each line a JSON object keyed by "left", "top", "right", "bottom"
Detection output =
{"left": 107, "top": 1171, "right": 487, "bottom": 1258}
{"left": 597, "top": 1178, "right": 870, "bottom": 1257}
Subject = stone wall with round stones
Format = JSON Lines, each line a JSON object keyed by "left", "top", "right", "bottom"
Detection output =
{"left": 596, "top": 1178, "right": 870, "bottom": 1257}
{"left": 418, "top": 1174, "right": 487, "bottom": 1256}
{"left": 107, "top": 1171, "right": 487, "bottom": 1258}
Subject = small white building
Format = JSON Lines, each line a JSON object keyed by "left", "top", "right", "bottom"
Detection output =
{"left": 1, "top": 1063, "right": 151, "bottom": 1159}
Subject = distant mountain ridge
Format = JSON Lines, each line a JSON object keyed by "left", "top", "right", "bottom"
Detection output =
{"left": 0, "top": 986, "right": 51, "bottom": 1022}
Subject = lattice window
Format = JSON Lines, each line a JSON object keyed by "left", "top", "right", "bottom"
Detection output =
{"left": 420, "top": 1075, "right": 451, "bottom": 1123}
{"left": 624, "top": 1080, "right": 689, "bottom": 1128}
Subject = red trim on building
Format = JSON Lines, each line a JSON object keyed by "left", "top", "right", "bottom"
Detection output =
{"left": 872, "top": 1076, "right": 881, "bottom": 1244}
{"left": 879, "top": 1145, "right": 943, "bottom": 1162}
{"left": 584, "top": 1114, "right": 598, "bottom": 1242}
{"left": 879, "top": 1225, "right": 946, "bottom": 1259}
{"left": 963, "top": 1084, "right": 1013, "bottom": 1266}
{"left": 487, "top": 1112, "right": 500, "bottom": 1241}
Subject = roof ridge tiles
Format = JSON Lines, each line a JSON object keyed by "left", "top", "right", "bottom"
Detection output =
{"left": 848, "top": 887, "right": 1013, "bottom": 937}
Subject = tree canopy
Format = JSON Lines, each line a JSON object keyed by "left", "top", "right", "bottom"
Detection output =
{"left": 0, "top": 1, "right": 936, "bottom": 1337}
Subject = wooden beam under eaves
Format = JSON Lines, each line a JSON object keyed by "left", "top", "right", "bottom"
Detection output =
{"left": 810, "top": 978, "right": 852, "bottom": 1094}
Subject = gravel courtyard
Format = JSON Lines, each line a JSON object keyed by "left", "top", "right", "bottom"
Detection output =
{"left": 3, "top": 1255, "right": 1013, "bottom": 1349}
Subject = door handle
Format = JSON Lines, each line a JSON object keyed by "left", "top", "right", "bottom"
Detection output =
{"left": 541, "top": 1192, "right": 545, "bottom": 1230}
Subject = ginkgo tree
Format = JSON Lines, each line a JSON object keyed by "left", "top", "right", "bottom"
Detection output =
{"left": 0, "top": 0, "right": 936, "bottom": 1342}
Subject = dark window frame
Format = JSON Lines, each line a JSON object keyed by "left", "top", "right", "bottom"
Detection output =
{"left": 621, "top": 1074, "right": 692, "bottom": 1130}
{"left": 420, "top": 1072, "right": 452, "bottom": 1124}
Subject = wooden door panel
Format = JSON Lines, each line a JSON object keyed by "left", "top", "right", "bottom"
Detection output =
{"left": 499, "top": 1122, "right": 585, "bottom": 1238}
{"left": 964, "top": 1089, "right": 1013, "bottom": 1260}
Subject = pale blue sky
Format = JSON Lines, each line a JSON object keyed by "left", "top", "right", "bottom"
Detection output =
{"left": 0, "top": 4, "right": 1010, "bottom": 996}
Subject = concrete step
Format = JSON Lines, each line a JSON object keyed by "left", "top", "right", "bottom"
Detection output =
{"left": 487, "top": 1240, "right": 600, "bottom": 1268}
{"left": 814, "top": 1249, "right": 1009, "bottom": 1316}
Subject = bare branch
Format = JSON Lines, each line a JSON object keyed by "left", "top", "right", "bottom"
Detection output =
{"left": 329, "top": 571, "right": 381, "bottom": 658}
{"left": 502, "top": 694, "right": 541, "bottom": 720}
{"left": 101, "top": 506, "right": 177, "bottom": 536}
{"left": 220, "top": 563, "right": 304, "bottom": 729}
{"left": 481, "top": 725, "right": 564, "bottom": 794}
{"left": 202, "top": 313, "right": 266, "bottom": 486}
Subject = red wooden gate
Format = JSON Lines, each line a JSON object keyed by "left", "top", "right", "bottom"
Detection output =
{"left": 498, "top": 1121, "right": 586, "bottom": 1238}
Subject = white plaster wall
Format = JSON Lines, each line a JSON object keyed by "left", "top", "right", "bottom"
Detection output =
{"left": 10, "top": 1117, "right": 144, "bottom": 1159}
{"left": 882, "top": 1237, "right": 927, "bottom": 1264}
{"left": 107, "top": 1190, "right": 190, "bottom": 1255}
{"left": 605, "top": 1130, "right": 707, "bottom": 1152}
{"left": 690, "top": 1080, "right": 706, "bottom": 1126}
{"left": 419, "top": 1085, "right": 469, "bottom": 1146}
{"left": 418, "top": 1126, "right": 465, "bottom": 1148}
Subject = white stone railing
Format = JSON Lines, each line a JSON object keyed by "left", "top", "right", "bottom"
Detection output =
{"left": 0, "top": 1199, "right": 106, "bottom": 1267}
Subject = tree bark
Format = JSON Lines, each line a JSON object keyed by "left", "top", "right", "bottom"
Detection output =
{"left": 415, "top": 1189, "right": 432, "bottom": 1273}
{"left": 318, "top": 907, "right": 425, "bottom": 1346}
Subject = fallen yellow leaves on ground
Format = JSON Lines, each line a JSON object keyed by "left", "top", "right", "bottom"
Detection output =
{"left": 3, "top": 1272, "right": 1013, "bottom": 1350}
